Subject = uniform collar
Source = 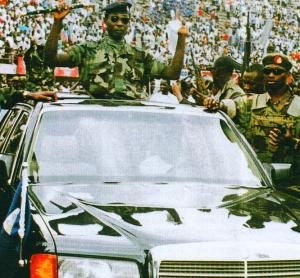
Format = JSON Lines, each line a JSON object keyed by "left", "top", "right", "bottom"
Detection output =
{"left": 102, "top": 34, "right": 134, "bottom": 55}
{"left": 221, "top": 79, "right": 236, "bottom": 92}
{"left": 253, "top": 90, "right": 293, "bottom": 110}
{"left": 216, "top": 79, "right": 237, "bottom": 99}
{"left": 250, "top": 92, "right": 267, "bottom": 110}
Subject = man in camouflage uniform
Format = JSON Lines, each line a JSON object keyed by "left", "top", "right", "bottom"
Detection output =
{"left": 242, "top": 63, "right": 265, "bottom": 94}
{"left": 205, "top": 53, "right": 300, "bottom": 182}
{"left": 44, "top": 2, "right": 188, "bottom": 99}
{"left": 179, "top": 56, "right": 244, "bottom": 105}
{"left": 209, "top": 56, "right": 244, "bottom": 102}
{"left": 24, "top": 41, "right": 55, "bottom": 91}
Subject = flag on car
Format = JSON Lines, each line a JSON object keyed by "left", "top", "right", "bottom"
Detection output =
{"left": 0, "top": 163, "right": 32, "bottom": 277}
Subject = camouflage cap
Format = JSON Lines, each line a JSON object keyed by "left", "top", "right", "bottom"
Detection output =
{"left": 102, "top": 1, "right": 132, "bottom": 14}
{"left": 262, "top": 53, "right": 292, "bottom": 71}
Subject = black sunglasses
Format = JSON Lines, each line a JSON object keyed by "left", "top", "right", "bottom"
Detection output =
{"left": 263, "top": 68, "right": 286, "bottom": 75}
{"left": 109, "top": 15, "right": 130, "bottom": 24}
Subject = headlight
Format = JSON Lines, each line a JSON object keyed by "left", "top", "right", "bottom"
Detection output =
{"left": 58, "top": 256, "right": 140, "bottom": 278}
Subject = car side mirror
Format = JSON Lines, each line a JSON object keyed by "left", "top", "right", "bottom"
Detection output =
{"left": 263, "top": 163, "right": 292, "bottom": 186}
{"left": 0, "top": 154, "right": 14, "bottom": 185}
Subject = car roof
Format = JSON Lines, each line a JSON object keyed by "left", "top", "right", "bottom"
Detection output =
{"left": 40, "top": 97, "right": 224, "bottom": 119}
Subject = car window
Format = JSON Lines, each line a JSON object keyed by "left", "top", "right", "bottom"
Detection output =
{"left": 0, "top": 109, "right": 21, "bottom": 152}
{"left": 4, "top": 112, "right": 29, "bottom": 155}
{"left": 28, "top": 110, "right": 262, "bottom": 186}
{"left": 0, "top": 109, "right": 8, "bottom": 123}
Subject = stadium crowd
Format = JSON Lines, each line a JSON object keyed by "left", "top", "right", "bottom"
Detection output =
{"left": 0, "top": 3, "right": 299, "bottom": 277}
{"left": 0, "top": 0, "right": 298, "bottom": 91}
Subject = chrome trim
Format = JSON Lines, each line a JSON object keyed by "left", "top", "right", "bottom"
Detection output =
{"left": 157, "top": 260, "right": 300, "bottom": 277}
{"left": 244, "top": 260, "right": 247, "bottom": 278}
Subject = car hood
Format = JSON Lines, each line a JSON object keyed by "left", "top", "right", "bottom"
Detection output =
{"left": 29, "top": 182, "right": 300, "bottom": 260}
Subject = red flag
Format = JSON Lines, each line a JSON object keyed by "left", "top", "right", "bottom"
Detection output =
{"left": 17, "top": 56, "right": 26, "bottom": 75}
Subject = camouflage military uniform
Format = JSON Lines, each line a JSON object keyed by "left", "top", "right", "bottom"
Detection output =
{"left": 68, "top": 35, "right": 166, "bottom": 99}
{"left": 213, "top": 79, "right": 244, "bottom": 102}
{"left": 26, "top": 67, "right": 55, "bottom": 92}
{"left": 182, "top": 79, "right": 244, "bottom": 106}
{"left": 0, "top": 87, "right": 22, "bottom": 109}
{"left": 24, "top": 45, "right": 55, "bottom": 92}
{"left": 229, "top": 89, "right": 300, "bottom": 165}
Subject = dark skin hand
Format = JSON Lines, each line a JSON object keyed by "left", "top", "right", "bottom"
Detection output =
{"left": 203, "top": 97, "right": 220, "bottom": 111}
{"left": 53, "top": 5, "right": 70, "bottom": 19}
{"left": 269, "top": 125, "right": 293, "bottom": 146}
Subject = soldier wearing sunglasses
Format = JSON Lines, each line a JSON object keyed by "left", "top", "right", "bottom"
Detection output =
{"left": 204, "top": 53, "right": 300, "bottom": 184}
{"left": 44, "top": 1, "right": 188, "bottom": 100}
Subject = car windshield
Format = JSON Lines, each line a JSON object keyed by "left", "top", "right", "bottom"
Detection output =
{"left": 28, "top": 109, "right": 262, "bottom": 186}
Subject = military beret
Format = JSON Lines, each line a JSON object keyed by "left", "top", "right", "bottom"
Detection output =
{"left": 211, "top": 56, "right": 238, "bottom": 73}
{"left": 262, "top": 53, "right": 292, "bottom": 71}
{"left": 102, "top": 1, "right": 132, "bottom": 14}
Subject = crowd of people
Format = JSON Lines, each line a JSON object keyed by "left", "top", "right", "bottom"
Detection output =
{"left": 0, "top": 0, "right": 299, "bottom": 185}
{"left": 0, "top": 0, "right": 298, "bottom": 90}
{"left": 0, "top": 2, "right": 300, "bottom": 277}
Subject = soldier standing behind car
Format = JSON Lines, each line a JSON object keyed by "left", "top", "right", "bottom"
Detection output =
{"left": 204, "top": 53, "right": 300, "bottom": 183}
{"left": 177, "top": 56, "right": 244, "bottom": 105}
{"left": 209, "top": 56, "right": 245, "bottom": 102}
{"left": 44, "top": 1, "right": 188, "bottom": 100}
{"left": 187, "top": 56, "right": 244, "bottom": 106}
{"left": 242, "top": 63, "right": 265, "bottom": 94}
{"left": 24, "top": 40, "right": 55, "bottom": 92}
{"left": 0, "top": 75, "right": 57, "bottom": 109}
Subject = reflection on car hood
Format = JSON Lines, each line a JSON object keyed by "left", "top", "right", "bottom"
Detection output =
{"left": 29, "top": 182, "right": 300, "bottom": 258}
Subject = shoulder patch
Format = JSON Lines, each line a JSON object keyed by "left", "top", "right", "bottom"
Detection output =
{"left": 287, "top": 95, "right": 300, "bottom": 117}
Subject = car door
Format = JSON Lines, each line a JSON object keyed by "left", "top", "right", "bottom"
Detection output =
{"left": 0, "top": 104, "right": 32, "bottom": 223}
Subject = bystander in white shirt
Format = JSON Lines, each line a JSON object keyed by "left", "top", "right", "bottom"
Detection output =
{"left": 150, "top": 79, "right": 179, "bottom": 104}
